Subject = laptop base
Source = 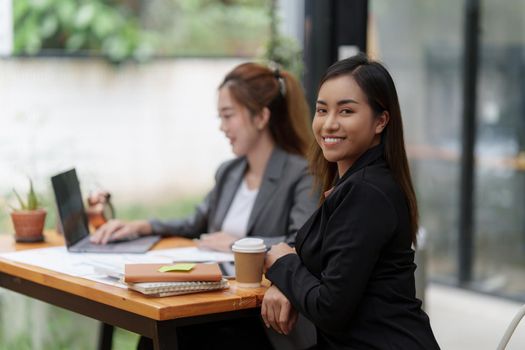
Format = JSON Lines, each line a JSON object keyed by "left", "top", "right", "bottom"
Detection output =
{"left": 69, "top": 235, "right": 160, "bottom": 254}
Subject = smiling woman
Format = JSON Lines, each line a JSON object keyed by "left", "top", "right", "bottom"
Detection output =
{"left": 313, "top": 75, "right": 389, "bottom": 176}
{"left": 262, "top": 54, "right": 440, "bottom": 350}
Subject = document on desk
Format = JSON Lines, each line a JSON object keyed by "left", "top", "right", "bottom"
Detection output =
{"left": 146, "top": 247, "right": 234, "bottom": 263}
{"left": 0, "top": 246, "right": 233, "bottom": 288}
{"left": 0, "top": 246, "right": 171, "bottom": 288}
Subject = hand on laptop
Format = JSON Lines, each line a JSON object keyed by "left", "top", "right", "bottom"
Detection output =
{"left": 90, "top": 219, "right": 152, "bottom": 245}
{"left": 197, "top": 231, "right": 237, "bottom": 252}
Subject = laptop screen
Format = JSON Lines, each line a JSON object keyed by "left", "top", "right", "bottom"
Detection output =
{"left": 51, "top": 169, "right": 89, "bottom": 247}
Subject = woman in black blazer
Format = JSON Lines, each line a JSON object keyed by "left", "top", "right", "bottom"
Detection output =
{"left": 262, "top": 55, "right": 440, "bottom": 349}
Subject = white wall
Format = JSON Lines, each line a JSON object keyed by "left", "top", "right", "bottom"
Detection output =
{"left": 0, "top": 57, "right": 243, "bottom": 203}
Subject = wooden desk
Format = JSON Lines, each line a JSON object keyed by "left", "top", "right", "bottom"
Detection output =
{"left": 0, "top": 232, "right": 268, "bottom": 350}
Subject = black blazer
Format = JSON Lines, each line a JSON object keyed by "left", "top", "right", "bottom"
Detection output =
{"left": 149, "top": 147, "right": 318, "bottom": 247}
{"left": 266, "top": 144, "right": 440, "bottom": 350}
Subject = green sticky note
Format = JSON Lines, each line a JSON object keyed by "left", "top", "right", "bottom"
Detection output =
{"left": 158, "top": 264, "right": 195, "bottom": 273}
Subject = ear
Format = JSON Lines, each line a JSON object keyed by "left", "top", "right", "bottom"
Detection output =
{"left": 375, "top": 111, "right": 390, "bottom": 134}
{"left": 254, "top": 107, "right": 271, "bottom": 130}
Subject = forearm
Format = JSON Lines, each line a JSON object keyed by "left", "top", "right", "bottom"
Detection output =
{"left": 266, "top": 254, "right": 358, "bottom": 333}
{"left": 149, "top": 218, "right": 204, "bottom": 238}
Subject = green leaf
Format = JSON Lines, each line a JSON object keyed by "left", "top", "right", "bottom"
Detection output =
{"left": 13, "top": 0, "right": 30, "bottom": 24}
{"left": 24, "top": 32, "right": 42, "bottom": 55}
{"left": 56, "top": 0, "right": 76, "bottom": 25}
{"left": 102, "top": 36, "right": 129, "bottom": 62}
{"left": 66, "top": 33, "right": 86, "bottom": 51}
{"left": 27, "top": 179, "right": 39, "bottom": 210}
{"left": 13, "top": 189, "right": 27, "bottom": 211}
{"left": 31, "top": 0, "right": 52, "bottom": 11}
{"left": 41, "top": 14, "right": 59, "bottom": 39}
{"left": 75, "top": 3, "right": 96, "bottom": 29}
{"left": 92, "top": 12, "right": 117, "bottom": 39}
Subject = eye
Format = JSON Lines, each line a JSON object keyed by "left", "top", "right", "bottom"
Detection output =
{"left": 340, "top": 108, "right": 353, "bottom": 115}
{"left": 315, "top": 107, "right": 327, "bottom": 115}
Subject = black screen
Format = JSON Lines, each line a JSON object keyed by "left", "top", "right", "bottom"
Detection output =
{"left": 51, "top": 169, "right": 89, "bottom": 246}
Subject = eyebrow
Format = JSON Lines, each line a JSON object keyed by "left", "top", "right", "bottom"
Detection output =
{"left": 219, "top": 107, "right": 234, "bottom": 113}
{"left": 316, "top": 99, "right": 359, "bottom": 106}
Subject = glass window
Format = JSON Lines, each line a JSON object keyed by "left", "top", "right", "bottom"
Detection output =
{"left": 473, "top": 0, "right": 525, "bottom": 296}
{"left": 369, "top": 0, "right": 466, "bottom": 281}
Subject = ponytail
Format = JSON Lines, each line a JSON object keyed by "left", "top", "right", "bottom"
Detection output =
{"left": 220, "top": 63, "right": 312, "bottom": 156}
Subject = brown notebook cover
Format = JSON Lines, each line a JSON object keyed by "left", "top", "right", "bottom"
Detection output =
{"left": 124, "top": 263, "right": 223, "bottom": 283}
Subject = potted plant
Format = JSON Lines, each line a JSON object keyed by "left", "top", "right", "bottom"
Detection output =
{"left": 10, "top": 179, "right": 46, "bottom": 242}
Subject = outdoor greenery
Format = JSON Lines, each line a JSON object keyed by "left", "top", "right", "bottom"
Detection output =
{"left": 260, "top": 0, "right": 303, "bottom": 78}
{"left": 13, "top": 0, "right": 271, "bottom": 62}
{"left": 13, "top": 0, "right": 159, "bottom": 62}
{"left": 142, "top": 0, "right": 270, "bottom": 57}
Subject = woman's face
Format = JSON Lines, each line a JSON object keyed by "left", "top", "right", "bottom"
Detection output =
{"left": 313, "top": 75, "right": 387, "bottom": 176}
{"left": 218, "top": 86, "right": 261, "bottom": 157}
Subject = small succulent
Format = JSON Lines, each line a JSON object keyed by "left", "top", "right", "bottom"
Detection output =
{"left": 12, "top": 179, "right": 41, "bottom": 211}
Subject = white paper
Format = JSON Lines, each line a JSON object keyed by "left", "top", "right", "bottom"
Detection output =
{"left": 0, "top": 246, "right": 172, "bottom": 288}
{"left": 0, "top": 246, "right": 233, "bottom": 289}
{"left": 146, "top": 247, "right": 234, "bottom": 262}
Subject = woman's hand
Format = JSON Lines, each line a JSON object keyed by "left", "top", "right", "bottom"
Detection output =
{"left": 197, "top": 231, "right": 237, "bottom": 252}
{"left": 265, "top": 242, "right": 296, "bottom": 270}
{"left": 261, "top": 285, "right": 298, "bottom": 335}
{"left": 90, "top": 219, "right": 151, "bottom": 244}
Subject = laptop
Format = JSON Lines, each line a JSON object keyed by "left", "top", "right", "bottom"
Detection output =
{"left": 51, "top": 168, "right": 160, "bottom": 253}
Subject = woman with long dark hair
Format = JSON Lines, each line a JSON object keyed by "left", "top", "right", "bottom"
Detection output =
{"left": 262, "top": 55, "right": 440, "bottom": 349}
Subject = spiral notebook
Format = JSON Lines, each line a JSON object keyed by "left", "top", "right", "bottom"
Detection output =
{"left": 126, "top": 278, "right": 229, "bottom": 297}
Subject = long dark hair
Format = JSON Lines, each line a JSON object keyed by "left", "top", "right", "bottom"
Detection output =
{"left": 219, "top": 63, "right": 312, "bottom": 156}
{"left": 309, "top": 54, "right": 419, "bottom": 244}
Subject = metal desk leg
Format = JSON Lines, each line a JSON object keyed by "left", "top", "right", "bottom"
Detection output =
{"left": 152, "top": 322, "right": 179, "bottom": 350}
{"left": 98, "top": 323, "right": 114, "bottom": 350}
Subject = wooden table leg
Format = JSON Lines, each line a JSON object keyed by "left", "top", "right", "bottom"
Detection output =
{"left": 98, "top": 323, "right": 114, "bottom": 350}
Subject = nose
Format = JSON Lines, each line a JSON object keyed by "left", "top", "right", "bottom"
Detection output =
{"left": 219, "top": 117, "right": 227, "bottom": 133}
{"left": 323, "top": 112, "right": 339, "bottom": 132}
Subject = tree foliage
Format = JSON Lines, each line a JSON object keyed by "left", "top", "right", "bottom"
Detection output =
{"left": 13, "top": 0, "right": 271, "bottom": 62}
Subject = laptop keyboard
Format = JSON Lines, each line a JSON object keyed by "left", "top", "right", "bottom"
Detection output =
{"left": 72, "top": 237, "right": 120, "bottom": 252}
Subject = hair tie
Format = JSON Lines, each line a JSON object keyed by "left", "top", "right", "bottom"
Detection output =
{"left": 273, "top": 67, "right": 281, "bottom": 79}
{"left": 272, "top": 67, "right": 287, "bottom": 97}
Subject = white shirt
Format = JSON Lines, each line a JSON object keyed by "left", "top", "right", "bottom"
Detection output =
{"left": 221, "top": 180, "right": 259, "bottom": 238}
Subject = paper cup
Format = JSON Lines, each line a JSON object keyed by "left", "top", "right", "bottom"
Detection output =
{"left": 231, "top": 238, "right": 266, "bottom": 288}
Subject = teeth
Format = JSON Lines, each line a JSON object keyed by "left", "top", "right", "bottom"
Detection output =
{"left": 324, "top": 137, "right": 343, "bottom": 144}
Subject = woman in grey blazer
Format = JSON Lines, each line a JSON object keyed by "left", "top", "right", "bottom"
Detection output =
{"left": 149, "top": 146, "right": 316, "bottom": 248}
{"left": 92, "top": 62, "right": 318, "bottom": 349}
{"left": 91, "top": 63, "right": 317, "bottom": 251}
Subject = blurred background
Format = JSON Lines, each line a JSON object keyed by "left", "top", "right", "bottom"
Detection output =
{"left": 1, "top": 0, "right": 525, "bottom": 349}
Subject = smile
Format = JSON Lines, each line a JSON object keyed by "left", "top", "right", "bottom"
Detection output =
{"left": 322, "top": 137, "right": 345, "bottom": 144}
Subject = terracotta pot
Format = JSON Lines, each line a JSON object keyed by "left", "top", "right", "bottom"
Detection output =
{"left": 11, "top": 209, "right": 47, "bottom": 243}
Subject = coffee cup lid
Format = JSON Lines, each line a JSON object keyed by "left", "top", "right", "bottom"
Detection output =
{"left": 231, "top": 238, "right": 266, "bottom": 253}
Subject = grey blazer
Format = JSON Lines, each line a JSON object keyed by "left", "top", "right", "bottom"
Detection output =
{"left": 149, "top": 147, "right": 318, "bottom": 246}
{"left": 150, "top": 147, "right": 318, "bottom": 349}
